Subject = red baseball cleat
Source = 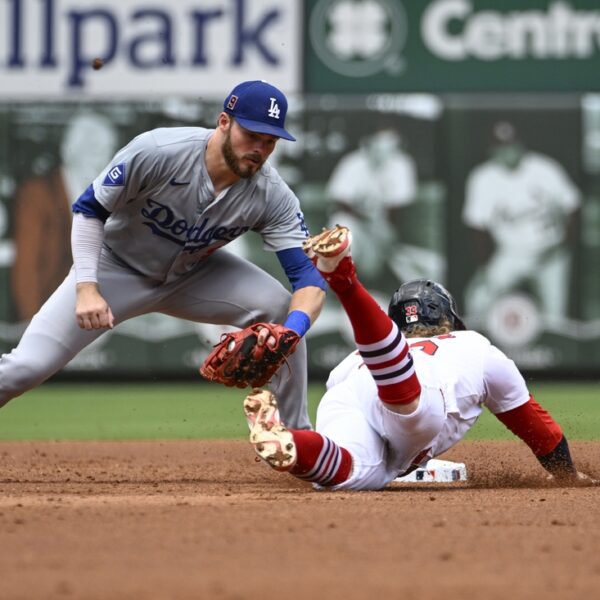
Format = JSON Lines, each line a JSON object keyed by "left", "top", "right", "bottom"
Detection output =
{"left": 303, "top": 225, "right": 356, "bottom": 291}
{"left": 303, "top": 224, "right": 352, "bottom": 272}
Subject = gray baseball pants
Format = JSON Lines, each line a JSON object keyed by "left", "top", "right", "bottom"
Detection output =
{"left": 0, "top": 247, "right": 311, "bottom": 430}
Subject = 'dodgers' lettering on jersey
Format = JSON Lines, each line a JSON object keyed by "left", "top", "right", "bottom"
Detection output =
{"left": 141, "top": 199, "right": 249, "bottom": 251}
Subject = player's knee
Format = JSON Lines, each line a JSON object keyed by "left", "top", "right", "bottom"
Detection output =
{"left": 257, "top": 288, "right": 291, "bottom": 323}
{"left": 272, "top": 294, "right": 291, "bottom": 322}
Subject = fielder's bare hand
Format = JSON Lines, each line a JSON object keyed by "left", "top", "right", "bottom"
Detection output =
{"left": 75, "top": 282, "right": 114, "bottom": 330}
{"left": 256, "top": 324, "right": 278, "bottom": 348}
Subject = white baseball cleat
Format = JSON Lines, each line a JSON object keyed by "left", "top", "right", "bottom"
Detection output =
{"left": 302, "top": 225, "right": 352, "bottom": 273}
{"left": 244, "top": 389, "right": 297, "bottom": 471}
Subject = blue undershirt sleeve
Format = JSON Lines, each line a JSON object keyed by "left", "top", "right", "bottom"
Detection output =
{"left": 276, "top": 247, "right": 327, "bottom": 293}
{"left": 72, "top": 184, "right": 111, "bottom": 223}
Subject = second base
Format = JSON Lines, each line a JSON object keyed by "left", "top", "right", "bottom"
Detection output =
{"left": 394, "top": 459, "right": 468, "bottom": 483}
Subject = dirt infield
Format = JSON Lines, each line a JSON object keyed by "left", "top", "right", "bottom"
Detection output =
{"left": 1, "top": 440, "right": 599, "bottom": 600}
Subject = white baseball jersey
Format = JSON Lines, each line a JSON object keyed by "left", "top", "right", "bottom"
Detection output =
{"left": 93, "top": 127, "right": 307, "bottom": 283}
{"left": 318, "top": 330, "right": 530, "bottom": 490}
{"left": 463, "top": 152, "right": 580, "bottom": 253}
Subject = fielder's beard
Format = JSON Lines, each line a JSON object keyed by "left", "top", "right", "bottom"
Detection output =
{"left": 222, "top": 129, "right": 264, "bottom": 179}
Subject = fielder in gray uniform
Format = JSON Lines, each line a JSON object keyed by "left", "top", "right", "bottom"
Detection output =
{"left": 0, "top": 80, "right": 326, "bottom": 430}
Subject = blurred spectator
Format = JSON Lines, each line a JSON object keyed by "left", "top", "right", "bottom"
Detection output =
{"left": 11, "top": 112, "right": 118, "bottom": 320}
{"left": 462, "top": 121, "right": 581, "bottom": 323}
{"left": 326, "top": 126, "right": 417, "bottom": 279}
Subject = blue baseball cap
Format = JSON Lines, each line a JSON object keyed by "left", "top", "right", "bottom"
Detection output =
{"left": 223, "top": 80, "right": 296, "bottom": 141}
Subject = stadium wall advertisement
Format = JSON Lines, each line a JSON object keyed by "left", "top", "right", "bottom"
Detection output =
{"left": 0, "top": 0, "right": 599, "bottom": 378}
{"left": 0, "top": 0, "right": 301, "bottom": 98}
{"left": 305, "top": 0, "right": 600, "bottom": 92}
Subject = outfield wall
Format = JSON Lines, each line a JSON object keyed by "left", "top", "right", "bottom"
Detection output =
{"left": 1, "top": 1, "right": 599, "bottom": 378}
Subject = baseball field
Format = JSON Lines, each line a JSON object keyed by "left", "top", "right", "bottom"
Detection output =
{"left": 1, "top": 381, "right": 599, "bottom": 599}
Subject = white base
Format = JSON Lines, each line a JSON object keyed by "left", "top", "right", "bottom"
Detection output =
{"left": 394, "top": 459, "right": 468, "bottom": 483}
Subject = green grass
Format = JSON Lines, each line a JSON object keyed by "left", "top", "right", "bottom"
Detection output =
{"left": 464, "top": 383, "right": 600, "bottom": 441}
{"left": 0, "top": 382, "right": 597, "bottom": 441}
{"left": 0, "top": 383, "right": 326, "bottom": 441}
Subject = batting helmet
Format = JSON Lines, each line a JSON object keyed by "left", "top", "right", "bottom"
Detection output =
{"left": 388, "top": 279, "right": 466, "bottom": 332}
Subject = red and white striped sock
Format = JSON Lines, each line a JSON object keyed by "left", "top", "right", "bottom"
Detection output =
{"left": 357, "top": 321, "right": 421, "bottom": 404}
{"left": 334, "top": 277, "right": 421, "bottom": 404}
{"left": 289, "top": 430, "right": 352, "bottom": 486}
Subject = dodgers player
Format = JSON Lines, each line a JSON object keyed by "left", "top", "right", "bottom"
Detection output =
{"left": 0, "top": 81, "right": 326, "bottom": 430}
{"left": 244, "top": 226, "right": 593, "bottom": 489}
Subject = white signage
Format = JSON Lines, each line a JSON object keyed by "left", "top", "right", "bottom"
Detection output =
{"left": 423, "top": 0, "right": 600, "bottom": 62}
{"left": 0, "top": 0, "right": 301, "bottom": 99}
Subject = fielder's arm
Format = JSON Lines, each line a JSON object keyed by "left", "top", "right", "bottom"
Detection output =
{"left": 288, "top": 285, "right": 326, "bottom": 324}
{"left": 252, "top": 247, "right": 327, "bottom": 347}
{"left": 278, "top": 246, "right": 326, "bottom": 333}
{"left": 71, "top": 189, "right": 114, "bottom": 330}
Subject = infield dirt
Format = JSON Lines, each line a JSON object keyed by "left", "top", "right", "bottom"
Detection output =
{"left": 1, "top": 440, "right": 599, "bottom": 599}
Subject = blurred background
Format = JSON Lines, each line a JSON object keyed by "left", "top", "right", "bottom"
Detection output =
{"left": 1, "top": 0, "right": 599, "bottom": 381}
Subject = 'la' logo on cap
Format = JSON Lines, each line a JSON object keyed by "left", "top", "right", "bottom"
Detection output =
{"left": 267, "top": 97, "right": 280, "bottom": 119}
{"left": 227, "top": 95, "right": 238, "bottom": 110}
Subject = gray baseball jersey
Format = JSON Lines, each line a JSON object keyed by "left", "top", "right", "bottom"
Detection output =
{"left": 94, "top": 127, "right": 307, "bottom": 282}
{"left": 0, "top": 126, "right": 314, "bottom": 430}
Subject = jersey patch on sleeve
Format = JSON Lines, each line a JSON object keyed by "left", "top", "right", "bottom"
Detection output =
{"left": 296, "top": 212, "right": 309, "bottom": 236}
{"left": 102, "top": 163, "right": 126, "bottom": 187}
